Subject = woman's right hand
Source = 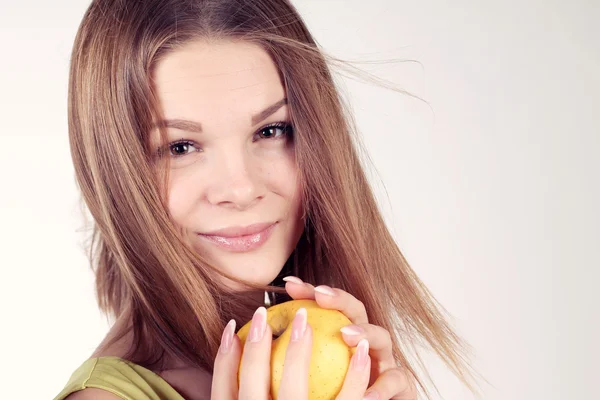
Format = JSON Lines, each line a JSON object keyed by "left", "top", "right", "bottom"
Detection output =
{"left": 210, "top": 306, "right": 372, "bottom": 400}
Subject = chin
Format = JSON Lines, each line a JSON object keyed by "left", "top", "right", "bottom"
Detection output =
{"left": 211, "top": 258, "right": 284, "bottom": 291}
{"left": 219, "top": 279, "right": 268, "bottom": 294}
{"left": 192, "top": 229, "right": 300, "bottom": 291}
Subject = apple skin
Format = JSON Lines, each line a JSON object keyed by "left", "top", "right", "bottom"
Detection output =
{"left": 236, "top": 299, "right": 355, "bottom": 400}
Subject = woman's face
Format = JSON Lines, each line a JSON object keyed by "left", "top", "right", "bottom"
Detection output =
{"left": 150, "top": 39, "right": 304, "bottom": 289}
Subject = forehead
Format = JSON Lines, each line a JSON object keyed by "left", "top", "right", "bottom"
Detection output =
{"left": 151, "top": 39, "right": 284, "bottom": 118}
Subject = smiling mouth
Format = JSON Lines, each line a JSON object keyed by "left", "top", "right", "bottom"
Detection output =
{"left": 197, "top": 222, "right": 277, "bottom": 252}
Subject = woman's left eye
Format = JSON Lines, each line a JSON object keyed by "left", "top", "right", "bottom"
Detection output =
{"left": 256, "top": 122, "right": 294, "bottom": 140}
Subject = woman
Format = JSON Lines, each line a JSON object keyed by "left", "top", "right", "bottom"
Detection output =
{"left": 54, "top": 0, "right": 482, "bottom": 399}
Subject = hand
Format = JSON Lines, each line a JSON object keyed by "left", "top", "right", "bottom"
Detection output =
{"left": 282, "top": 276, "right": 417, "bottom": 400}
{"left": 211, "top": 305, "right": 372, "bottom": 399}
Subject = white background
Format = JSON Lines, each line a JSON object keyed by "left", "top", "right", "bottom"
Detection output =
{"left": 1, "top": 0, "right": 598, "bottom": 399}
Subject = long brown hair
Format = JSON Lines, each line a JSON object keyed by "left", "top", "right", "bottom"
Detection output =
{"left": 69, "top": 0, "right": 486, "bottom": 398}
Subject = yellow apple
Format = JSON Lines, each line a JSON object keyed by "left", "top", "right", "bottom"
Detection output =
{"left": 236, "top": 299, "right": 355, "bottom": 400}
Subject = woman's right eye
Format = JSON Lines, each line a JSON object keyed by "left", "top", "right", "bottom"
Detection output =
{"left": 166, "top": 140, "right": 201, "bottom": 158}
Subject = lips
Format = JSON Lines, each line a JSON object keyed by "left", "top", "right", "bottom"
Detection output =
{"left": 200, "top": 222, "right": 276, "bottom": 238}
{"left": 197, "top": 222, "right": 278, "bottom": 252}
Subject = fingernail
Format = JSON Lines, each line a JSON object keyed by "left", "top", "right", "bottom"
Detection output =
{"left": 340, "top": 325, "right": 364, "bottom": 336}
{"left": 248, "top": 307, "right": 267, "bottom": 343}
{"left": 291, "top": 308, "right": 307, "bottom": 341}
{"left": 220, "top": 319, "right": 236, "bottom": 354}
{"left": 363, "top": 391, "right": 379, "bottom": 400}
{"left": 353, "top": 338, "right": 369, "bottom": 371}
{"left": 282, "top": 276, "right": 304, "bottom": 285}
{"left": 314, "top": 285, "right": 336, "bottom": 296}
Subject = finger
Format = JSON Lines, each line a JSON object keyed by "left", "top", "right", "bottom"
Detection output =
{"left": 312, "top": 285, "right": 369, "bottom": 325}
{"left": 239, "top": 307, "right": 273, "bottom": 399}
{"left": 278, "top": 308, "right": 314, "bottom": 400}
{"left": 282, "top": 276, "right": 315, "bottom": 299}
{"left": 340, "top": 323, "right": 396, "bottom": 373}
{"left": 211, "top": 319, "right": 241, "bottom": 400}
{"left": 335, "top": 339, "right": 371, "bottom": 400}
{"left": 363, "top": 367, "right": 418, "bottom": 400}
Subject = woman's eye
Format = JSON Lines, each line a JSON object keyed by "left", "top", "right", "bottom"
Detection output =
{"left": 257, "top": 123, "right": 294, "bottom": 140}
{"left": 158, "top": 123, "right": 293, "bottom": 159}
{"left": 168, "top": 140, "right": 199, "bottom": 157}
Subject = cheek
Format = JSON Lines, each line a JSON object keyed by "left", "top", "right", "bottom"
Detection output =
{"left": 271, "top": 162, "right": 303, "bottom": 224}
{"left": 166, "top": 173, "right": 196, "bottom": 227}
{"left": 261, "top": 151, "right": 300, "bottom": 201}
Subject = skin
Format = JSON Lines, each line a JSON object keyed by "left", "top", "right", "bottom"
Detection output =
{"left": 86, "top": 40, "right": 417, "bottom": 399}
{"left": 149, "top": 39, "right": 306, "bottom": 294}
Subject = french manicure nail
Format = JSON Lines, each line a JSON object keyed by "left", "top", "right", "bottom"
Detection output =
{"left": 291, "top": 308, "right": 307, "bottom": 341}
{"left": 353, "top": 338, "right": 369, "bottom": 371}
{"left": 340, "top": 325, "right": 364, "bottom": 336}
{"left": 283, "top": 276, "right": 304, "bottom": 285}
{"left": 248, "top": 307, "right": 267, "bottom": 343}
{"left": 220, "top": 319, "right": 236, "bottom": 354}
{"left": 314, "top": 285, "right": 336, "bottom": 296}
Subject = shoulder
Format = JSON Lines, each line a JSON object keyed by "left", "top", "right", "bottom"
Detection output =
{"left": 63, "top": 388, "right": 123, "bottom": 399}
{"left": 54, "top": 357, "right": 186, "bottom": 400}
{"left": 157, "top": 367, "right": 213, "bottom": 400}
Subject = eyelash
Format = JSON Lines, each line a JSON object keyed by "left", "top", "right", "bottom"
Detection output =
{"left": 158, "top": 121, "right": 294, "bottom": 159}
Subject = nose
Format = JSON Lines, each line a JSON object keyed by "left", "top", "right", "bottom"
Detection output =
{"left": 205, "top": 148, "right": 265, "bottom": 210}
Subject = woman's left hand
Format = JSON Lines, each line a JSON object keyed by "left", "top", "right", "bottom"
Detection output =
{"left": 282, "top": 276, "right": 417, "bottom": 400}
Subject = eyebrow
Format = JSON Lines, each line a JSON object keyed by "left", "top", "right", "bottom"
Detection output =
{"left": 153, "top": 98, "right": 288, "bottom": 133}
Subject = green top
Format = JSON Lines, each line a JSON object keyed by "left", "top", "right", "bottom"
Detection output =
{"left": 53, "top": 356, "right": 185, "bottom": 400}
